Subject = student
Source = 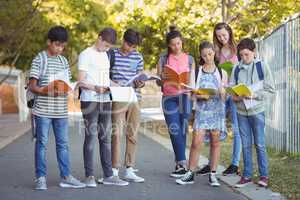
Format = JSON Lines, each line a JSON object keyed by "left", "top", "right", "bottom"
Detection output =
{"left": 232, "top": 38, "right": 275, "bottom": 188}
{"left": 110, "top": 29, "right": 145, "bottom": 183}
{"left": 28, "top": 26, "right": 85, "bottom": 190}
{"left": 176, "top": 41, "right": 227, "bottom": 186}
{"left": 197, "top": 22, "right": 241, "bottom": 176}
{"left": 156, "top": 26, "right": 195, "bottom": 178}
{"left": 77, "top": 28, "right": 129, "bottom": 187}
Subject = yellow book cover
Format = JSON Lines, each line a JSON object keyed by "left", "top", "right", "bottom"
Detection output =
{"left": 181, "top": 83, "right": 218, "bottom": 95}
{"left": 226, "top": 84, "right": 252, "bottom": 97}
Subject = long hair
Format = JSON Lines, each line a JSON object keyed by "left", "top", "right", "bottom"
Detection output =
{"left": 165, "top": 26, "right": 183, "bottom": 60}
{"left": 213, "top": 22, "right": 236, "bottom": 58}
{"left": 199, "top": 41, "right": 219, "bottom": 67}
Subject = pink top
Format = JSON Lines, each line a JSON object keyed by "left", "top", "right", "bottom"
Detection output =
{"left": 162, "top": 53, "right": 190, "bottom": 96}
{"left": 219, "top": 51, "right": 238, "bottom": 65}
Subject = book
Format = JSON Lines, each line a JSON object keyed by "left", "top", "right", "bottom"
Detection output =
{"left": 125, "top": 73, "right": 161, "bottom": 86}
{"left": 162, "top": 66, "right": 190, "bottom": 87}
{"left": 181, "top": 83, "right": 218, "bottom": 95}
{"left": 226, "top": 81, "right": 263, "bottom": 97}
{"left": 42, "top": 69, "right": 74, "bottom": 93}
{"left": 219, "top": 61, "right": 234, "bottom": 75}
{"left": 109, "top": 87, "right": 138, "bottom": 102}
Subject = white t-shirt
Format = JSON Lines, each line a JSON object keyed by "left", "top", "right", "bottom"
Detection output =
{"left": 78, "top": 47, "right": 111, "bottom": 102}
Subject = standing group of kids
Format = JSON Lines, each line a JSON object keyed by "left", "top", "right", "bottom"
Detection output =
{"left": 28, "top": 22, "right": 275, "bottom": 191}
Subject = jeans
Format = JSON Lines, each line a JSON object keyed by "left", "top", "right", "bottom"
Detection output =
{"left": 237, "top": 112, "right": 268, "bottom": 178}
{"left": 81, "top": 101, "right": 113, "bottom": 178}
{"left": 162, "top": 94, "right": 192, "bottom": 165}
{"left": 34, "top": 115, "right": 70, "bottom": 178}
{"left": 226, "top": 96, "right": 241, "bottom": 166}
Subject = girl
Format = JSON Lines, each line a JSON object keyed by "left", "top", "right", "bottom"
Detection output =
{"left": 156, "top": 26, "right": 196, "bottom": 178}
{"left": 197, "top": 22, "right": 241, "bottom": 176}
{"left": 176, "top": 41, "right": 227, "bottom": 186}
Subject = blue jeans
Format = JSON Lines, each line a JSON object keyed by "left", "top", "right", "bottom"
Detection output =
{"left": 237, "top": 112, "right": 268, "bottom": 178}
{"left": 34, "top": 115, "right": 70, "bottom": 178}
{"left": 226, "top": 96, "right": 241, "bottom": 166}
{"left": 162, "top": 94, "right": 192, "bottom": 165}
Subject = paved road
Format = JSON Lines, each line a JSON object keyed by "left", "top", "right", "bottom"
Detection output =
{"left": 0, "top": 118, "right": 245, "bottom": 200}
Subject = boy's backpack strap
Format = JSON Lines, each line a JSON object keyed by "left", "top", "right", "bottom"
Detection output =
{"left": 38, "top": 51, "right": 48, "bottom": 78}
{"left": 234, "top": 65, "right": 241, "bottom": 85}
{"left": 58, "top": 55, "right": 68, "bottom": 69}
{"left": 255, "top": 61, "right": 264, "bottom": 81}
{"left": 107, "top": 49, "right": 115, "bottom": 69}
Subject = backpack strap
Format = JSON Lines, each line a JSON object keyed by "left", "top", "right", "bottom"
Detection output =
{"left": 107, "top": 48, "right": 115, "bottom": 69}
{"left": 255, "top": 61, "right": 264, "bottom": 81}
{"left": 234, "top": 65, "right": 241, "bottom": 85}
{"left": 38, "top": 51, "right": 48, "bottom": 78}
{"left": 217, "top": 66, "right": 223, "bottom": 80}
{"left": 188, "top": 55, "right": 193, "bottom": 70}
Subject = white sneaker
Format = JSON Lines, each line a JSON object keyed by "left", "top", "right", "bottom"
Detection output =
{"left": 59, "top": 175, "right": 86, "bottom": 189}
{"left": 124, "top": 167, "right": 145, "bottom": 183}
{"left": 35, "top": 176, "right": 47, "bottom": 190}
{"left": 103, "top": 176, "right": 129, "bottom": 186}
{"left": 83, "top": 176, "right": 97, "bottom": 188}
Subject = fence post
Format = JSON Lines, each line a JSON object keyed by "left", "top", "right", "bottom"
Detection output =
{"left": 283, "top": 22, "right": 290, "bottom": 152}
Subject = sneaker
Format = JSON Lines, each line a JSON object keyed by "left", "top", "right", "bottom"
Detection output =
{"left": 83, "top": 176, "right": 97, "bottom": 188}
{"left": 235, "top": 177, "right": 252, "bottom": 188}
{"left": 97, "top": 178, "right": 104, "bottom": 184}
{"left": 257, "top": 176, "right": 268, "bottom": 187}
{"left": 209, "top": 172, "right": 220, "bottom": 187}
{"left": 222, "top": 165, "right": 239, "bottom": 176}
{"left": 59, "top": 175, "right": 86, "bottom": 189}
{"left": 35, "top": 176, "right": 47, "bottom": 190}
{"left": 195, "top": 165, "right": 210, "bottom": 175}
{"left": 124, "top": 167, "right": 145, "bottom": 183}
{"left": 170, "top": 165, "right": 187, "bottom": 178}
{"left": 176, "top": 170, "right": 194, "bottom": 185}
{"left": 102, "top": 176, "right": 129, "bottom": 186}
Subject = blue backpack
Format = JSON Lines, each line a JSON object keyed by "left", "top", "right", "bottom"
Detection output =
{"left": 234, "top": 61, "right": 264, "bottom": 84}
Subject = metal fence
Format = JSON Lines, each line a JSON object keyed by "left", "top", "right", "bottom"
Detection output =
{"left": 256, "top": 13, "right": 300, "bottom": 153}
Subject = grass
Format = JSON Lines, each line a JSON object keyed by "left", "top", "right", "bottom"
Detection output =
{"left": 140, "top": 121, "right": 300, "bottom": 200}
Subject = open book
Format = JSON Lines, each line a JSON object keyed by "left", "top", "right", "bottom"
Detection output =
{"left": 162, "top": 66, "right": 189, "bottom": 86}
{"left": 109, "top": 87, "right": 138, "bottom": 102}
{"left": 125, "top": 73, "right": 161, "bottom": 86}
{"left": 42, "top": 69, "right": 74, "bottom": 93}
{"left": 181, "top": 83, "right": 218, "bottom": 95}
{"left": 226, "top": 81, "right": 263, "bottom": 97}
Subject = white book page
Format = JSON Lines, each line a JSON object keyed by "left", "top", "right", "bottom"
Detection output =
{"left": 109, "top": 87, "right": 138, "bottom": 102}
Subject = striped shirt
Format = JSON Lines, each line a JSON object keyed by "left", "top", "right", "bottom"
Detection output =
{"left": 29, "top": 51, "right": 71, "bottom": 118}
{"left": 110, "top": 48, "right": 144, "bottom": 99}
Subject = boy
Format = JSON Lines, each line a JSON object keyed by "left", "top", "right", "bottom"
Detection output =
{"left": 77, "top": 27, "right": 128, "bottom": 186}
{"left": 29, "top": 26, "right": 85, "bottom": 190}
{"left": 230, "top": 38, "right": 275, "bottom": 188}
{"left": 110, "top": 29, "right": 145, "bottom": 183}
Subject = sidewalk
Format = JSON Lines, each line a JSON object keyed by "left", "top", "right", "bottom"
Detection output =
{"left": 0, "top": 113, "right": 244, "bottom": 200}
{"left": 0, "top": 114, "right": 30, "bottom": 150}
{"left": 140, "top": 107, "right": 285, "bottom": 200}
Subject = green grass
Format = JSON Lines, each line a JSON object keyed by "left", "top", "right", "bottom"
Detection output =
{"left": 141, "top": 121, "right": 300, "bottom": 200}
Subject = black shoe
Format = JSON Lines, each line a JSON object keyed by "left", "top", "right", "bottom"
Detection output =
{"left": 176, "top": 170, "right": 195, "bottom": 185}
{"left": 222, "top": 164, "right": 239, "bottom": 176}
{"left": 195, "top": 165, "right": 210, "bottom": 175}
{"left": 170, "top": 165, "right": 187, "bottom": 178}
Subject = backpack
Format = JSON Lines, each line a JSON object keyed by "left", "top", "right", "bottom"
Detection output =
{"left": 26, "top": 51, "right": 68, "bottom": 108}
{"left": 77, "top": 48, "right": 115, "bottom": 99}
{"left": 234, "top": 61, "right": 264, "bottom": 84}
